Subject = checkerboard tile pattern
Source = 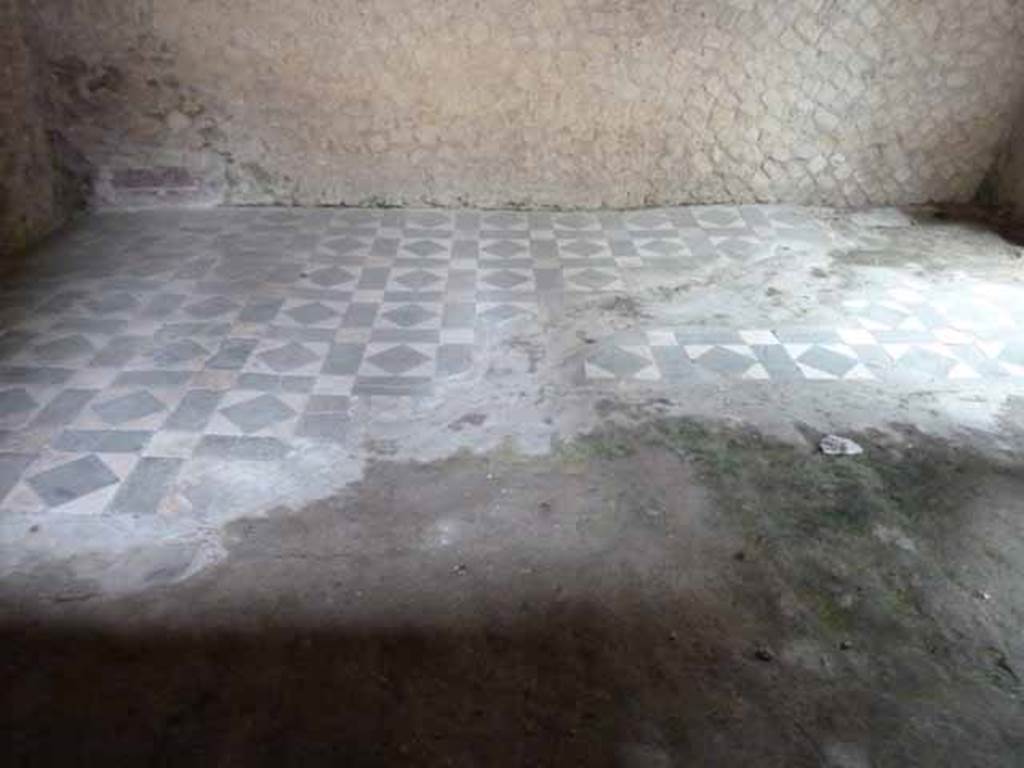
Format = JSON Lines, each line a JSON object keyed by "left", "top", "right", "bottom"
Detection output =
{"left": 581, "top": 282, "right": 1024, "bottom": 384}
{"left": 0, "top": 207, "right": 1021, "bottom": 517}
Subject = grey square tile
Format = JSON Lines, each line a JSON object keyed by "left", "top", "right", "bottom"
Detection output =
{"left": 238, "top": 297, "right": 284, "bottom": 324}
{"left": 149, "top": 339, "right": 210, "bottom": 367}
{"left": 220, "top": 393, "right": 297, "bottom": 433}
{"left": 437, "top": 344, "right": 473, "bottom": 377}
{"left": 362, "top": 344, "right": 432, "bottom": 375}
{"left": 797, "top": 345, "right": 858, "bottom": 377}
{"left": 206, "top": 338, "right": 259, "bottom": 370}
{"left": 343, "top": 302, "right": 379, "bottom": 328}
{"left": 306, "top": 395, "right": 350, "bottom": 413}
{"left": 586, "top": 345, "right": 653, "bottom": 378}
{"left": 165, "top": 390, "right": 224, "bottom": 431}
{"left": 0, "top": 453, "right": 35, "bottom": 504}
{"left": 258, "top": 342, "right": 320, "bottom": 373}
{"left": 236, "top": 373, "right": 315, "bottom": 393}
{"left": 93, "top": 391, "right": 167, "bottom": 425}
{"left": 28, "top": 455, "right": 120, "bottom": 507}
{"left": 690, "top": 346, "right": 755, "bottom": 375}
{"left": 53, "top": 430, "right": 153, "bottom": 453}
{"left": 443, "top": 302, "right": 476, "bottom": 328}
{"left": 91, "top": 336, "right": 148, "bottom": 367}
{"left": 28, "top": 389, "right": 96, "bottom": 430}
{"left": 0, "top": 388, "right": 38, "bottom": 419}
{"left": 323, "top": 343, "right": 366, "bottom": 375}
{"left": 106, "top": 457, "right": 183, "bottom": 515}
{"left": 32, "top": 335, "right": 96, "bottom": 364}
{"left": 285, "top": 302, "right": 339, "bottom": 326}
{"left": 195, "top": 435, "right": 290, "bottom": 461}
{"left": 184, "top": 296, "right": 239, "bottom": 319}
{"left": 295, "top": 413, "right": 349, "bottom": 442}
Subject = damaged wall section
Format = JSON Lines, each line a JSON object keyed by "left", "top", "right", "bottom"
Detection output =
{"left": 996, "top": 101, "right": 1024, "bottom": 222}
{"left": 0, "top": 0, "right": 61, "bottom": 258}
{"left": 21, "top": 0, "right": 1024, "bottom": 210}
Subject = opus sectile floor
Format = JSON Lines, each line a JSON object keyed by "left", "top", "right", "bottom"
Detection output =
{"left": 1, "top": 206, "right": 1023, "bottom": 517}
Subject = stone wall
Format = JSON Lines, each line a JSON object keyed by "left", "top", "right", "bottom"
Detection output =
{"left": 20, "top": 0, "right": 1024, "bottom": 210}
{"left": 0, "top": 0, "right": 60, "bottom": 257}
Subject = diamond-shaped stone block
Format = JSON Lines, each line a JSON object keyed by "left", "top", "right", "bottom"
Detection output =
{"left": 221, "top": 393, "right": 297, "bottom": 433}
{"left": 365, "top": 345, "right": 431, "bottom": 375}
{"left": 28, "top": 455, "right": 119, "bottom": 507}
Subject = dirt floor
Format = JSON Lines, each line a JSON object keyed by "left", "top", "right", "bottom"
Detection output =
{"left": 4, "top": 409, "right": 1023, "bottom": 766}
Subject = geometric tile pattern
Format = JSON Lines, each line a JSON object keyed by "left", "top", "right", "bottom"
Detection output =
{"left": 1, "top": 206, "right": 1023, "bottom": 517}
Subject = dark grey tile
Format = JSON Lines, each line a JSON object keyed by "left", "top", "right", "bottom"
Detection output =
{"left": 323, "top": 343, "right": 365, "bottom": 375}
{"left": 364, "top": 344, "right": 432, "bottom": 375}
{"left": 0, "top": 367, "right": 73, "bottom": 386}
{"left": 383, "top": 290, "right": 445, "bottom": 303}
{"left": 443, "top": 302, "right": 476, "bottom": 328}
{"left": 91, "top": 336, "right": 148, "bottom": 368}
{"left": 306, "top": 395, "right": 350, "bottom": 413}
{"left": 446, "top": 270, "right": 477, "bottom": 293}
{"left": 28, "top": 455, "right": 119, "bottom": 507}
{"left": 53, "top": 430, "right": 153, "bottom": 453}
{"left": 352, "top": 376, "right": 433, "bottom": 396}
{"left": 586, "top": 345, "right": 653, "bottom": 378}
{"left": 184, "top": 296, "right": 240, "bottom": 319}
{"left": 295, "top": 413, "right": 349, "bottom": 442}
{"left": 753, "top": 345, "right": 804, "bottom": 380}
{"left": 141, "top": 293, "right": 186, "bottom": 318}
{"left": 797, "top": 345, "right": 857, "bottom": 377}
{"left": 28, "top": 389, "right": 96, "bottom": 429}
{"left": 107, "top": 458, "right": 183, "bottom": 515}
{"left": 308, "top": 265, "right": 358, "bottom": 288}
{"left": 238, "top": 297, "right": 284, "bottom": 323}
{"left": 380, "top": 304, "right": 438, "bottom": 328}
{"left": 0, "top": 453, "right": 34, "bottom": 503}
{"left": 32, "top": 335, "right": 96, "bottom": 364}
{"left": 437, "top": 344, "right": 473, "bottom": 377}
{"left": 150, "top": 339, "right": 210, "bottom": 367}
{"left": 50, "top": 317, "right": 125, "bottom": 334}
{"left": 692, "top": 346, "right": 755, "bottom": 375}
{"left": 165, "top": 390, "right": 224, "bottom": 431}
{"left": 454, "top": 212, "right": 480, "bottom": 231}
{"left": 285, "top": 302, "right": 339, "bottom": 326}
{"left": 674, "top": 328, "right": 744, "bottom": 345}
{"left": 609, "top": 239, "right": 638, "bottom": 256}
{"left": 650, "top": 347, "right": 697, "bottom": 379}
{"left": 0, "top": 388, "right": 37, "bottom": 419}
{"left": 236, "top": 373, "right": 316, "bottom": 393}
{"left": 195, "top": 435, "right": 290, "bottom": 461}
{"left": 220, "top": 393, "right": 296, "bottom": 433}
{"left": 206, "top": 338, "right": 259, "bottom": 370}
{"left": 174, "top": 257, "right": 216, "bottom": 280}
{"left": 113, "top": 370, "right": 191, "bottom": 389}
{"left": 452, "top": 240, "right": 479, "bottom": 260}
{"left": 528, "top": 212, "right": 553, "bottom": 230}
{"left": 258, "top": 341, "right": 320, "bottom": 373}
{"left": 343, "top": 302, "right": 379, "bottom": 328}
{"left": 371, "top": 238, "right": 399, "bottom": 258}
{"left": 532, "top": 240, "right": 557, "bottom": 262}
{"left": 93, "top": 391, "right": 167, "bottom": 425}
{"left": 371, "top": 329, "right": 440, "bottom": 344}
{"left": 265, "top": 326, "right": 335, "bottom": 343}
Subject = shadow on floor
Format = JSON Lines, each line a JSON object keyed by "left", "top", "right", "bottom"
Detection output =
{"left": 2, "top": 602, "right": 832, "bottom": 768}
